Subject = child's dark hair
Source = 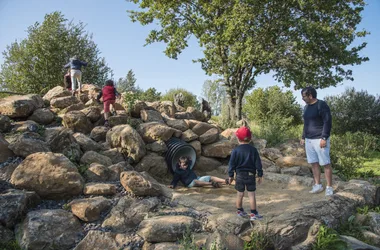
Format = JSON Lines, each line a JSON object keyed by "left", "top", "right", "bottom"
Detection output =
{"left": 105, "top": 79, "right": 114, "bottom": 86}
{"left": 179, "top": 156, "right": 189, "bottom": 165}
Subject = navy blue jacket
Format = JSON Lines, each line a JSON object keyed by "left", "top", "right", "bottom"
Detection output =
{"left": 302, "top": 100, "right": 332, "bottom": 139}
{"left": 228, "top": 144, "right": 263, "bottom": 178}
{"left": 64, "top": 59, "right": 88, "bottom": 70}
{"left": 170, "top": 160, "right": 197, "bottom": 188}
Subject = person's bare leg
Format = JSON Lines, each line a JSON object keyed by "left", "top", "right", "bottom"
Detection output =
{"left": 247, "top": 191, "right": 257, "bottom": 211}
{"left": 311, "top": 162, "right": 321, "bottom": 185}
{"left": 111, "top": 103, "right": 117, "bottom": 115}
{"left": 236, "top": 191, "right": 244, "bottom": 209}
{"left": 104, "top": 112, "right": 110, "bottom": 121}
{"left": 210, "top": 176, "right": 227, "bottom": 184}
{"left": 193, "top": 180, "right": 212, "bottom": 187}
{"left": 323, "top": 164, "right": 333, "bottom": 187}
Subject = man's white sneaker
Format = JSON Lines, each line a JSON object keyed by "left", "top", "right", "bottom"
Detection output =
{"left": 309, "top": 184, "right": 324, "bottom": 194}
{"left": 325, "top": 186, "right": 334, "bottom": 196}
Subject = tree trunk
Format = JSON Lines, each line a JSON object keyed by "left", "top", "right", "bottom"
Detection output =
{"left": 235, "top": 95, "right": 243, "bottom": 120}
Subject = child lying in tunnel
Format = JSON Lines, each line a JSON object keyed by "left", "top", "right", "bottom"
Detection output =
{"left": 168, "top": 156, "right": 228, "bottom": 189}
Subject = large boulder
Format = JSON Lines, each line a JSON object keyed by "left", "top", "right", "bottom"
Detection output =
{"left": 120, "top": 171, "right": 166, "bottom": 197}
{"left": 0, "top": 134, "right": 14, "bottom": 163}
{"left": 43, "top": 86, "right": 71, "bottom": 102}
{"left": 147, "top": 101, "right": 176, "bottom": 118}
{"left": 102, "top": 196, "right": 160, "bottom": 232}
{"left": 0, "top": 94, "right": 44, "bottom": 118}
{"left": 137, "top": 215, "right": 201, "bottom": 243}
{"left": 73, "top": 132, "right": 103, "bottom": 152}
{"left": 106, "top": 124, "right": 146, "bottom": 163}
{"left": 80, "top": 151, "right": 112, "bottom": 167}
{"left": 140, "top": 109, "right": 164, "bottom": 123}
{"left": 276, "top": 156, "right": 310, "bottom": 168}
{"left": 81, "top": 106, "right": 102, "bottom": 123}
{"left": 74, "top": 230, "right": 143, "bottom": 250}
{"left": 8, "top": 132, "right": 51, "bottom": 158}
{"left": 137, "top": 122, "right": 176, "bottom": 143}
{"left": 134, "top": 153, "right": 169, "bottom": 181}
{"left": 69, "top": 196, "right": 112, "bottom": 222}
{"left": 10, "top": 152, "right": 84, "bottom": 199}
{"left": 15, "top": 209, "right": 82, "bottom": 250}
{"left": 0, "top": 115, "right": 12, "bottom": 132}
{"left": 201, "top": 140, "right": 234, "bottom": 158}
{"left": 50, "top": 96, "right": 80, "bottom": 109}
{"left": 0, "top": 189, "right": 40, "bottom": 228}
{"left": 90, "top": 126, "right": 109, "bottom": 142}
{"left": 28, "top": 108, "right": 55, "bottom": 125}
{"left": 63, "top": 111, "right": 93, "bottom": 134}
{"left": 44, "top": 127, "right": 82, "bottom": 162}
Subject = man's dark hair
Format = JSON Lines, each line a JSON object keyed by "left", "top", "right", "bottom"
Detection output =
{"left": 105, "top": 80, "right": 114, "bottom": 86}
{"left": 301, "top": 86, "right": 317, "bottom": 98}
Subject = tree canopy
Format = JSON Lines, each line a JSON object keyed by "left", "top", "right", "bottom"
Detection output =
{"left": 128, "top": 0, "right": 368, "bottom": 120}
{"left": 0, "top": 11, "right": 112, "bottom": 94}
{"left": 117, "top": 69, "right": 137, "bottom": 93}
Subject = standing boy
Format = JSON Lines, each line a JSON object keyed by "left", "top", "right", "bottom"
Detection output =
{"left": 228, "top": 126, "right": 263, "bottom": 221}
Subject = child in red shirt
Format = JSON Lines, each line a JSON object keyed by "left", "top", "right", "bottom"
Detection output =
{"left": 97, "top": 80, "right": 120, "bottom": 127}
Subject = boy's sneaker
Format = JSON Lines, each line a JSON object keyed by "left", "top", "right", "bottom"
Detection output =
{"left": 104, "top": 121, "right": 110, "bottom": 128}
{"left": 325, "top": 186, "right": 334, "bottom": 196}
{"left": 309, "top": 184, "right": 324, "bottom": 194}
{"left": 237, "top": 210, "right": 247, "bottom": 217}
{"left": 250, "top": 213, "right": 263, "bottom": 221}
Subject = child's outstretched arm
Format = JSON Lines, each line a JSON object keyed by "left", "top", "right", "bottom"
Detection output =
{"left": 168, "top": 172, "right": 180, "bottom": 189}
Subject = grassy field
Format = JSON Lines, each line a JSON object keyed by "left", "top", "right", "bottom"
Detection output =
{"left": 360, "top": 151, "right": 380, "bottom": 176}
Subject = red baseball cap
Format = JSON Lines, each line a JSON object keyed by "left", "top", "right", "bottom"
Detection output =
{"left": 235, "top": 126, "right": 252, "bottom": 141}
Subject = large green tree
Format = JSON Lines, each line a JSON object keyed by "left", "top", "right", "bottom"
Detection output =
{"left": 0, "top": 11, "right": 112, "bottom": 94}
{"left": 128, "top": 0, "right": 368, "bottom": 120}
{"left": 117, "top": 69, "right": 137, "bottom": 93}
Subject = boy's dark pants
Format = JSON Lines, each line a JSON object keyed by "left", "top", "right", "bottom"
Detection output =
{"left": 235, "top": 172, "right": 256, "bottom": 192}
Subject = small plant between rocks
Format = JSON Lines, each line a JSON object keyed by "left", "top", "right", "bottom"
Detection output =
{"left": 0, "top": 240, "right": 22, "bottom": 250}
{"left": 312, "top": 225, "right": 348, "bottom": 250}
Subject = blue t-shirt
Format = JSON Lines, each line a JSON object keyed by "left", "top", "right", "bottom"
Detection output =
{"left": 302, "top": 100, "right": 332, "bottom": 139}
{"left": 228, "top": 144, "right": 263, "bottom": 178}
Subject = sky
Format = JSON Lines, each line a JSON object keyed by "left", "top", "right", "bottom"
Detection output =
{"left": 0, "top": 0, "right": 379, "bottom": 105}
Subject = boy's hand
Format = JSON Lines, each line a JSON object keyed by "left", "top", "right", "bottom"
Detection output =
{"left": 228, "top": 177, "right": 234, "bottom": 185}
{"left": 167, "top": 185, "right": 174, "bottom": 189}
{"left": 257, "top": 177, "right": 262, "bottom": 184}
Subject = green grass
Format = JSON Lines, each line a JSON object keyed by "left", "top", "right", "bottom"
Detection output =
{"left": 360, "top": 151, "right": 380, "bottom": 176}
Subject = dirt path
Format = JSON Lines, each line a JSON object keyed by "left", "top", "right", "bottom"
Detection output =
{"left": 173, "top": 179, "right": 327, "bottom": 218}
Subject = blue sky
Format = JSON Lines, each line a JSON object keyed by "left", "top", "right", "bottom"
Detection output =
{"left": 0, "top": 0, "right": 379, "bottom": 105}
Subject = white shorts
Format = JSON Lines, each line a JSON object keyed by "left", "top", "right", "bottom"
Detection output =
{"left": 305, "top": 138, "right": 331, "bottom": 166}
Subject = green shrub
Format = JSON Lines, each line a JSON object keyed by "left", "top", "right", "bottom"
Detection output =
{"left": 325, "top": 87, "right": 380, "bottom": 135}
{"left": 336, "top": 215, "right": 370, "bottom": 244}
{"left": 330, "top": 132, "right": 378, "bottom": 180}
{"left": 243, "top": 225, "right": 275, "bottom": 250}
{"left": 0, "top": 240, "right": 21, "bottom": 250}
{"left": 243, "top": 86, "right": 302, "bottom": 126}
{"left": 161, "top": 88, "right": 199, "bottom": 109}
{"left": 312, "top": 225, "right": 348, "bottom": 250}
{"left": 250, "top": 119, "right": 303, "bottom": 147}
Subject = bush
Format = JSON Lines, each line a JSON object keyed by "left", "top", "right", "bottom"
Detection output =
{"left": 250, "top": 118, "right": 303, "bottom": 147}
{"left": 325, "top": 88, "right": 380, "bottom": 135}
{"left": 330, "top": 132, "right": 378, "bottom": 180}
{"left": 160, "top": 88, "right": 199, "bottom": 109}
{"left": 243, "top": 86, "right": 302, "bottom": 126}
